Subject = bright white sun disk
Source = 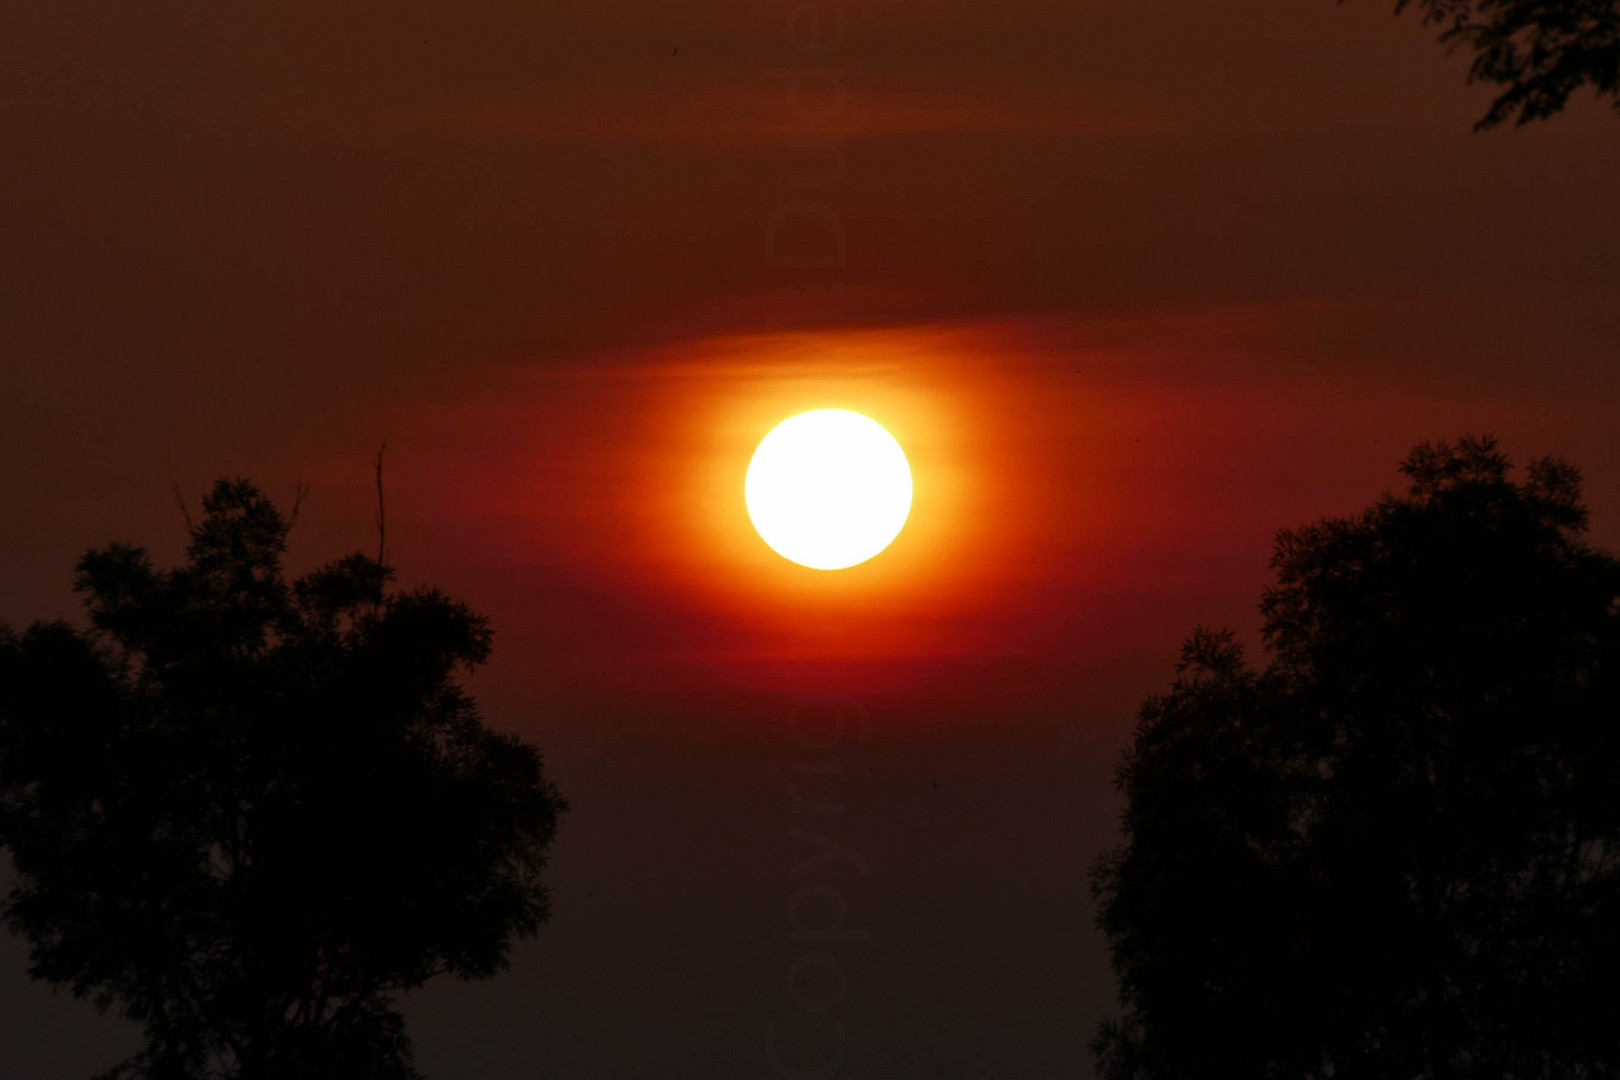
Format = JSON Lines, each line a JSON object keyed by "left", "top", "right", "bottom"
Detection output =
{"left": 745, "top": 410, "right": 913, "bottom": 571}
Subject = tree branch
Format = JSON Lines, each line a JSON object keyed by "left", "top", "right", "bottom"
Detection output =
{"left": 174, "top": 484, "right": 195, "bottom": 536}
{"left": 286, "top": 480, "right": 310, "bottom": 535}
{"left": 373, "top": 442, "right": 388, "bottom": 567}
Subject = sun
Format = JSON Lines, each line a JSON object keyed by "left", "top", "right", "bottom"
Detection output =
{"left": 745, "top": 409, "right": 914, "bottom": 571}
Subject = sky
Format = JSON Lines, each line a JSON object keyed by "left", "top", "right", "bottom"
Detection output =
{"left": 2, "top": 1, "right": 1619, "bottom": 1076}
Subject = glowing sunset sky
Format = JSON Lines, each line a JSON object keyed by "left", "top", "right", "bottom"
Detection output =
{"left": 2, "top": 1, "right": 1618, "bottom": 1076}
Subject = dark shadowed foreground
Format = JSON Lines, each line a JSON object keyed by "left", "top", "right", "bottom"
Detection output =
{"left": 0, "top": 480, "right": 566, "bottom": 1079}
{"left": 1093, "top": 437, "right": 1620, "bottom": 1078}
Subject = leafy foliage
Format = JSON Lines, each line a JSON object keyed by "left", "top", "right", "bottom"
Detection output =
{"left": 1092, "top": 437, "right": 1620, "bottom": 1079}
{"left": 0, "top": 480, "right": 567, "bottom": 1079}
{"left": 1392, "top": 0, "right": 1620, "bottom": 127}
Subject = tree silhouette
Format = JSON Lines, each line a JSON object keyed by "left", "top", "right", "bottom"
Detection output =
{"left": 1092, "top": 437, "right": 1620, "bottom": 1079}
{"left": 1386, "top": 0, "right": 1620, "bottom": 128}
{"left": 0, "top": 480, "right": 567, "bottom": 1080}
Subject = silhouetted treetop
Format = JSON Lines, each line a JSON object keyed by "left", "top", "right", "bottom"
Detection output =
{"left": 0, "top": 479, "right": 567, "bottom": 1080}
{"left": 1389, "top": 0, "right": 1620, "bottom": 128}
{"left": 1092, "top": 436, "right": 1620, "bottom": 1079}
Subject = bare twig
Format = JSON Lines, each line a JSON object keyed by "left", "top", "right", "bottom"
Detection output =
{"left": 174, "top": 484, "right": 195, "bottom": 536}
{"left": 374, "top": 442, "right": 388, "bottom": 567}
{"left": 286, "top": 480, "right": 310, "bottom": 534}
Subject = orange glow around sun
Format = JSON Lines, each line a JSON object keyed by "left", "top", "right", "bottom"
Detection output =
{"left": 413, "top": 319, "right": 1193, "bottom": 684}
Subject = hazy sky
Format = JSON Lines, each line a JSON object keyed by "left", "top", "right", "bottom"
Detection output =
{"left": 3, "top": 2, "right": 1618, "bottom": 1076}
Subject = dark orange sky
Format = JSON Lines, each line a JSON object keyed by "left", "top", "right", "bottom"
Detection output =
{"left": 3, "top": 2, "right": 1619, "bottom": 1076}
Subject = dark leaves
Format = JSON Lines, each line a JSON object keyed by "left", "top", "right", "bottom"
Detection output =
{"left": 0, "top": 480, "right": 567, "bottom": 1079}
{"left": 1093, "top": 438, "right": 1620, "bottom": 1078}
{"left": 1392, "top": 0, "right": 1620, "bottom": 128}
